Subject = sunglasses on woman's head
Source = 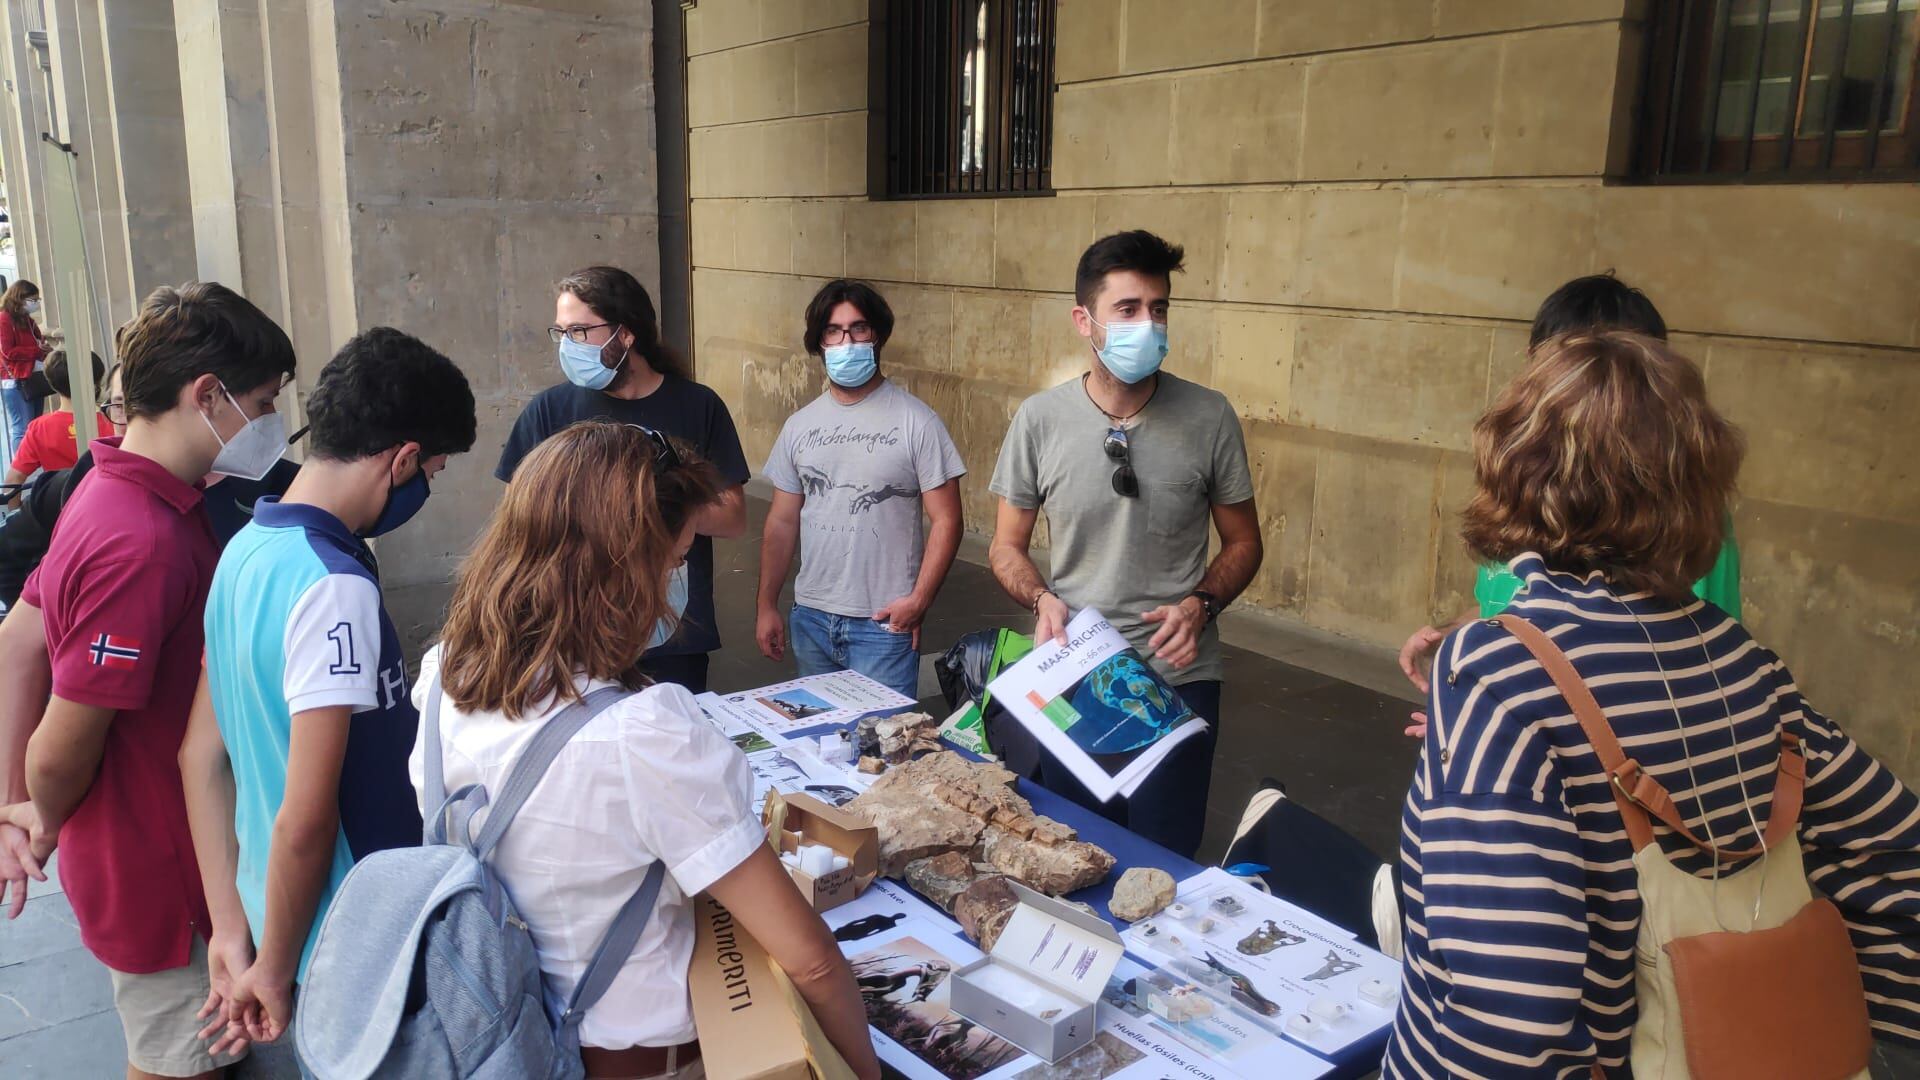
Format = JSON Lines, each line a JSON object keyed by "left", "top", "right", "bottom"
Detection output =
{"left": 623, "top": 423, "right": 681, "bottom": 469}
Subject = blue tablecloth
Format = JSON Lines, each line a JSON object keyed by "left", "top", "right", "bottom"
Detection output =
{"left": 789, "top": 714, "right": 1389, "bottom": 1079}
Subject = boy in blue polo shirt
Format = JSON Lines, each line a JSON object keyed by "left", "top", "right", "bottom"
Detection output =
{"left": 181, "top": 327, "right": 476, "bottom": 1050}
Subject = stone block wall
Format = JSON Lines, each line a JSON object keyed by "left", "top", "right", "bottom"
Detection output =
{"left": 683, "top": 1, "right": 1920, "bottom": 777}
{"left": 0, "top": 0, "right": 662, "bottom": 648}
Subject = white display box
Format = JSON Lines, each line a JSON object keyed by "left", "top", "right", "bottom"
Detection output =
{"left": 949, "top": 882, "right": 1124, "bottom": 1063}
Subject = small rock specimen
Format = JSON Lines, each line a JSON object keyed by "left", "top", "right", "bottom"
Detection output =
{"left": 844, "top": 751, "right": 1114, "bottom": 894}
{"left": 903, "top": 852, "right": 977, "bottom": 912}
{"left": 875, "top": 712, "right": 945, "bottom": 762}
{"left": 1108, "top": 867, "right": 1177, "bottom": 922}
{"left": 954, "top": 874, "right": 1018, "bottom": 951}
{"left": 853, "top": 714, "right": 884, "bottom": 759}
{"left": 857, "top": 756, "right": 886, "bottom": 775}
{"left": 983, "top": 824, "right": 1115, "bottom": 896}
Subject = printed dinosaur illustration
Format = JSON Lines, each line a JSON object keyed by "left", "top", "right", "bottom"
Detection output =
{"left": 1304, "top": 949, "right": 1361, "bottom": 983}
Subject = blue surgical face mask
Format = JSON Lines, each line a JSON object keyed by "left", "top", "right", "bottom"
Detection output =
{"left": 557, "top": 330, "right": 630, "bottom": 391}
{"left": 1089, "top": 316, "right": 1169, "bottom": 385}
{"left": 363, "top": 469, "right": 430, "bottom": 538}
{"left": 647, "top": 563, "right": 690, "bottom": 650}
{"left": 822, "top": 342, "right": 877, "bottom": 388}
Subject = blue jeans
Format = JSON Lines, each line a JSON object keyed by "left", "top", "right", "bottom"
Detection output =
{"left": 0, "top": 383, "right": 33, "bottom": 465}
{"left": 789, "top": 604, "right": 920, "bottom": 703}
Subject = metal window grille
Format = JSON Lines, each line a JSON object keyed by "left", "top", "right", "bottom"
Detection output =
{"left": 872, "top": 0, "right": 1056, "bottom": 198}
{"left": 1636, "top": 0, "right": 1920, "bottom": 180}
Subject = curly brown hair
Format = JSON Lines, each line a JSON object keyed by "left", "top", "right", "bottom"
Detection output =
{"left": 437, "top": 421, "right": 723, "bottom": 718}
{"left": 1461, "top": 331, "right": 1744, "bottom": 600}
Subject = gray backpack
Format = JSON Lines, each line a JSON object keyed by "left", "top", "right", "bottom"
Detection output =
{"left": 294, "top": 681, "right": 666, "bottom": 1080}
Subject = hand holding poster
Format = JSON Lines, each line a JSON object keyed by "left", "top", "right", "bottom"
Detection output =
{"left": 986, "top": 608, "right": 1208, "bottom": 803}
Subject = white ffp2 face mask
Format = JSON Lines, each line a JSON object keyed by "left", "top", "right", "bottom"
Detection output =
{"left": 202, "top": 388, "right": 287, "bottom": 481}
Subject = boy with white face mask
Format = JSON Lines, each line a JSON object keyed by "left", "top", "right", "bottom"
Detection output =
{"left": 985, "top": 230, "right": 1264, "bottom": 859}
{"left": 756, "top": 280, "right": 966, "bottom": 701}
{"left": 0, "top": 282, "right": 296, "bottom": 1080}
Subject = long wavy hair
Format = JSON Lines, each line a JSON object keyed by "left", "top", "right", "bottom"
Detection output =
{"left": 437, "top": 421, "right": 723, "bottom": 718}
{"left": 558, "top": 266, "right": 687, "bottom": 380}
{"left": 1462, "top": 331, "right": 1744, "bottom": 600}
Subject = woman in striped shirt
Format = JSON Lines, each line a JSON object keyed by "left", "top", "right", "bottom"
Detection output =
{"left": 1384, "top": 332, "right": 1920, "bottom": 1077}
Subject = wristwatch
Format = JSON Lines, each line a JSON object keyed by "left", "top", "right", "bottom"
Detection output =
{"left": 1187, "top": 590, "right": 1219, "bottom": 624}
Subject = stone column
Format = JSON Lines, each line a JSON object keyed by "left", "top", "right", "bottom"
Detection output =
{"left": 44, "top": 0, "right": 129, "bottom": 331}
{"left": 94, "top": 0, "right": 196, "bottom": 304}
{"left": 0, "top": 0, "right": 47, "bottom": 285}
{"left": 323, "top": 0, "right": 661, "bottom": 594}
{"left": 172, "top": 0, "right": 283, "bottom": 312}
{"left": 2, "top": 3, "right": 60, "bottom": 313}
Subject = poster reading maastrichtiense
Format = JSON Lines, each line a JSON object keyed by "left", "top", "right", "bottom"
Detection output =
{"left": 987, "top": 608, "right": 1208, "bottom": 802}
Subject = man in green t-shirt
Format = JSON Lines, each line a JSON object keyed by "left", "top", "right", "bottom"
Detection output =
{"left": 1399, "top": 274, "right": 1742, "bottom": 734}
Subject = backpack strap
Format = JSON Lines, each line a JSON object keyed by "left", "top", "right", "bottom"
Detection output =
{"left": 421, "top": 678, "right": 448, "bottom": 843}
{"left": 471, "top": 684, "right": 635, "bottom": 864}
{"left": 425, "top": 676, "right": 671, "bottom": 1039}
{"left": 559, "top": 859, "right": 668, "bottom": 1038}
{"left": 1494, "top": 614, "right": 1806, "bottom": 864}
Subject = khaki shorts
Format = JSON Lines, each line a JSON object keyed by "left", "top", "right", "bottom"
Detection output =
{"left": 106, "top": 935, "right": 247, "bottom": 1077}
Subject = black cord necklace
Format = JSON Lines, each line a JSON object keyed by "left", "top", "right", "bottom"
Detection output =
{"left": 1082, "top": 372, "right": 1158, "bottom": 425}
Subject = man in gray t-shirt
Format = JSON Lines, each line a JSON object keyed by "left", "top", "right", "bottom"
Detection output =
{"left": 987, "top": 230, "right": 1263, "bottom": 858}
{"left": 759, "top": 280, "right": 966, "bottom": 701}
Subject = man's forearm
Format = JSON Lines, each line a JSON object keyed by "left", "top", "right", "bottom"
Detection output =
{"left": 1197, "top": 538, "right": 1263, "bottom": 609}
{"left": 257, "top": 815, "right": 338, "bottom": 975}
{"left": 911, "top": 513, "right": 963, "bottom": 604}
{"left": 26, "top": 744, "right": 96, "bottom": 829}
{"left": 181, "top": 684, "right": 250, "bottom": 935}
{"left": 0, "top": 604, "right": 49, "bottom": 803}
{"left": 988, "top": 542, "right": 1049, "bottom": 611}
{"left": 24, "top": 697, "right": 113, "bottom": 830}
{"left": 758, "top": 520, "right": 798, "bottom": 610}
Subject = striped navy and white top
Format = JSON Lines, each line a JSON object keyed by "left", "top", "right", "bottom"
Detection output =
{"left": 1383, "top": 554, "right": 1920, "bottom": 1078}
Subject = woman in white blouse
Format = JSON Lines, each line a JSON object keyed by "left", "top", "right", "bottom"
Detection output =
{"left": 410, "top": 421, "right": 880, "bottom": 1080}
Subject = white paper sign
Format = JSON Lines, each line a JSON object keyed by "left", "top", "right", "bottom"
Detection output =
{"left": 721, "top": 669, "right": 916, "bottom": 734}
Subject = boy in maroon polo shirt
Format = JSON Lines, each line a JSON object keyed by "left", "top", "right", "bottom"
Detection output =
{"left": 0, "top": 282, "right": 295, "bottom": 1080}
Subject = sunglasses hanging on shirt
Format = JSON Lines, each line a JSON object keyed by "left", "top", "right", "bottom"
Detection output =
{"left": 1103, "top": 427, "right": 1138, "bottom": 498}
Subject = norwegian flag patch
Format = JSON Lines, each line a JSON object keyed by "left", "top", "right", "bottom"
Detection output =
{"left": 88, "top": 633, "right": 142, "bottom": 670}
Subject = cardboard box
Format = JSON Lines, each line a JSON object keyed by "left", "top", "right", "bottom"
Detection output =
{"left": 763, "top": 790, "right": 879, "bottom": 913}
{"left": 949, "top": 882, "right": 1124, "bottom": 1062}
{"left": 687, "top": 892, "right": 855, "bottom": 1080}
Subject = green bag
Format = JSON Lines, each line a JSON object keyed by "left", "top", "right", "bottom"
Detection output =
{"left": 936, "top": 628, "right": 1034, "bottom": 756}
{"left": 1476, "top": 521, "right": 1742, "bottom": 619}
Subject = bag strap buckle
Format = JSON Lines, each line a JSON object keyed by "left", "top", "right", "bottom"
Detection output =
{"left": 1611, "top": 761, "right": 1648, "bottom": 808}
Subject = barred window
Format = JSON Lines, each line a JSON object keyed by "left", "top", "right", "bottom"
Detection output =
{"left": 1636, "top": 0, "right": 1919, "bottom": 180}
{"left": 872, "top": 0, "right": 1056, "bottom": 198}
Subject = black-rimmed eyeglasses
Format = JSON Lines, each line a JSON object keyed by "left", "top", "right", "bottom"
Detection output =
{"left": 1103, "top": 428, "right": 1137, "bottom": 498}
{"left": 820, "top": 322, "right": 876, "bottom": 346}
{"left": 548, "top": 322, "right": 615, "bottom": 345}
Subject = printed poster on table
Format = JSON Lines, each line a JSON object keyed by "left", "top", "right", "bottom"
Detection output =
{"left": 825, "top": 910, "right": 1332, "bottom": 1079}
{"left": 1127, "top": 870, "right": 1401, "bottom": 1057}
{"left": 720, "top": 669, "right": 916, "bottom": 735}
{"left": 986, "top": 608, "right": 1208, "bottom": 802}
{"left": 741, "top": 740, "right": 868, "bottom": 809}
